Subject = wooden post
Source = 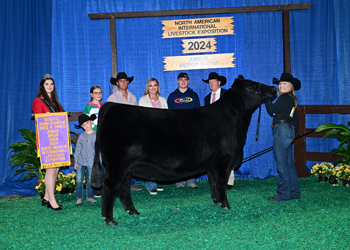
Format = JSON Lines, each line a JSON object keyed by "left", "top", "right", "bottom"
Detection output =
{"left": 293, "top": 105, "right": 350, "bottom": 177}
{"left": 109, "top": 19, "right": 118, "bottom": 93}
{"left": 282, "top": 11, "right": 291, "bottom": 73}
{"left": 294, "top": 106, "right": 309, "bottom": 177}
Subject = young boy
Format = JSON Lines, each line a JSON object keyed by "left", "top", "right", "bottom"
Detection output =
{"left": 74, "top": 114, "right": 98, "bottom": 205}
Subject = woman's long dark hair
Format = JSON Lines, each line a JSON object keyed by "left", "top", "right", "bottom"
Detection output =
{"left": 36, "top": 74, "right": 64, "bottom": 111}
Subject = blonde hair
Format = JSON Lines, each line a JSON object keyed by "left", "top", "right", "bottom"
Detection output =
{"left": 144, "top": 78, "right": 160, "bottom": 96}
{"left": 278, "top": 82, "right": 298, "bottom": 107}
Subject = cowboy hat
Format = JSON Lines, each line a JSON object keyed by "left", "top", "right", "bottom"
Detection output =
{"left": 74, "top": 114, "right": 96, "bottom": 129}
{"left": 273, "top": 73, "right": 301, "bottom": 90}
{"left": 110, "top": 72, "right": 134, "bottom": 85}
{"left": 202, "top": 72, "right": 227, "bottom": 86}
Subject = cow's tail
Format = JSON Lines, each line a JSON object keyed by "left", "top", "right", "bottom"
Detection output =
{"left": 91, "top": 135, "right": 103, "bottom": 188}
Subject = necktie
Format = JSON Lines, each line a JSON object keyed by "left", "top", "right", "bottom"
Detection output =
{"left": 212, "top": 92, "right": 216, "bottom": 103}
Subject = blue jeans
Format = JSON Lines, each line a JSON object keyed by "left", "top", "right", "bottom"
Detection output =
{"left": 145, "top": 181, "right": 157, "bottom": 192}
{"left": 273, "top": 123, "right": 301, "bottom": 200}
{"left": 76, "top": 164, "right": 93, "bottom": 199}
{"left": 176, "top": 178, "right": 195, "bottom": 186}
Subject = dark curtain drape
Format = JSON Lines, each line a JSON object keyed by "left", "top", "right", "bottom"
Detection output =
{"left": 1, "top": 0, "right": 349, "bottom": 197}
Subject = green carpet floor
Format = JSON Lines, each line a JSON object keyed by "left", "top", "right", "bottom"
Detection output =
{"left": 0, "top": 176, "right": 349, "bottom": 249}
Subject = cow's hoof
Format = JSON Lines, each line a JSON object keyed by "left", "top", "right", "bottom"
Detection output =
{"left": 213, "top": 200, "right": 222, "bottom": 206}
{"left": 106, "top": 220, "right": 118, "bottom": 226}
{"left": 127, "top": 210, "right": 140, "bottom": 216}
{"left": 221, "top": 205, "right": 230, "bottom": 210}
{"left": 212, "top": 199, "right": 220, "bottom": 205}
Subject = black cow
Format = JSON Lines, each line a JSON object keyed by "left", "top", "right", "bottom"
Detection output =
{"left": 91, "top": 75, "right": 277, "bottom": 225}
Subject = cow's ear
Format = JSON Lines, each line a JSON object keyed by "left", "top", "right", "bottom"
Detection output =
{"left": 231, "top": 83, "right": 236, "bottom": 91}
{"left": 231, "top": 78, "right": 239, "bottom": 91}
{"left": 238, "top": 75, "right": 244, "bottom": 80}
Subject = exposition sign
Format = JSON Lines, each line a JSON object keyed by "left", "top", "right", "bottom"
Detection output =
{"left": 162, "top": 16, "right": 236, "bottom": 71}
{"left": 34, "top": 112, "right": 71, "bottom": 169}
{"left": 163, "top": 53, "right": 235, "bottom": 71}
{"left": 162, "top": 17, "right": 234, "bottom": 38}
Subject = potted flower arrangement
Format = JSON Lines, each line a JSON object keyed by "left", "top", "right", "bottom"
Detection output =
{"left": 57, "top": 171, "right": 76, "bottom": 194}
{"left": 334, "top": 164, "right": 350, "bottom": 186}
{"left": 310, "top": 162, "right": 335, "bottom": 182}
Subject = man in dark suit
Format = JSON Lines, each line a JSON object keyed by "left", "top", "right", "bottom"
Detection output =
{"left": 203, "top": 72, "right": 228, "bottom": 105}
{"left": 203, "top": 72, "right": 235, "bottom": 189}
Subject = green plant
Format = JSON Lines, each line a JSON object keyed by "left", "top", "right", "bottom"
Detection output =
{"left": 315, "top": 122, "right": 350, "bottom": 165}
{"left": 8, "top": 129, "right": 77, "bottom": 182}
{"left": 7, "top": 129, "right": 45, "bottom": 181}
{"left": 310, "top": 162, "right": 334, "bottom": 177}
{"left": 57, "top": 171, "right": 76, "bottom": 189}
{"left": 334, "top": 163, "right": 350, "bottom": 182}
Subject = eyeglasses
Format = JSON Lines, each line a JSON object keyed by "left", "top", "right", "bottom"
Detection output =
{"left": 93, "top": 92, "right": 103, "bottom": 95}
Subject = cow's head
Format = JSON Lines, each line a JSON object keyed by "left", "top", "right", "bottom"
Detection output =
{"left": 231, "top": 75, "right": 277, "bottom": 112}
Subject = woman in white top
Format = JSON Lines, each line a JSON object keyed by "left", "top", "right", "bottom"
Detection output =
{"left": 138, "top": 78, "right": 168, "bottom": 109}
{"left": 138, "top": 78, "right": 168, "bottom": 195}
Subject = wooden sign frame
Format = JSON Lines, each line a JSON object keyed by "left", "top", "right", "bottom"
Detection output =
{"left": 88, "top": 3, "right": 312, "bottom": 76}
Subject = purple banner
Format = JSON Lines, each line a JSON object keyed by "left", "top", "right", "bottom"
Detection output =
{"left": 35, "top": 113, "right": 71, "bottom": 169}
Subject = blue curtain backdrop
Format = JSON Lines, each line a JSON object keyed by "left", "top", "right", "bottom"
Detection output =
{"left": 1, "top": 0, "right": 349, "bottom": 197}
{"left": 0, "top": 0, "right": 53, "bottom": 196}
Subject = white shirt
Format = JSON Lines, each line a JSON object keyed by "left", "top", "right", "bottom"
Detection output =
{"left": 107, "top": 90, "right": 137, "bottom": 105}
{"left": 138, "top": 95, "right": 168, "bottom": 109}
{"left": 210, "top": 88, "right": 222, "bottom": 104}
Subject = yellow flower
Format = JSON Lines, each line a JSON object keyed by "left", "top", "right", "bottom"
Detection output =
{"left": 56, "top": 183, "right": 62, "bottom": 192}
{"left": 71, "top": 179, "right": 75, "bottom": 185}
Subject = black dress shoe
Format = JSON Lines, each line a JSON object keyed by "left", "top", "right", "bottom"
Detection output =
{"left": 43, "top": 199, "right": 62, "bottom": 208}
{"left": 227, "top": 185, "right": 233, "bottom": 190}
{"left": 268, "top": 196, "right": 278, "bottom": 202}
{"left": 42, "top": 199, "right": 49, "bottom": 207}
{"left": 47, "top": 201, "right": 62, "bottom": 211}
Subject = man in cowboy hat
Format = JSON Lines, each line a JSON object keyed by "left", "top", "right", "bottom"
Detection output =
{"left": 203, "top": 72, "right": 228, "bottom": 105}
{"left": 106, "top": 72, "right": 142, "bottom": 191}
{"left": 203, "top": 72, "right": 235, "bottom": 189}
{"left": 107, "top": 72, "right": 137, "bottom": 105}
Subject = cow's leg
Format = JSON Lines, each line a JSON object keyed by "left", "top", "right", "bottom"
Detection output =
{"left": 207, "top": 171, "right": 219, "bottom": 204}
{"left": 117, "top": 172, "right": 140, "bottom": 216}
{"left": 102, "top": 176, "right": 119, "bottom": 226}
{"left": 212, "top": 169, "right": 230, "bottom": 210}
